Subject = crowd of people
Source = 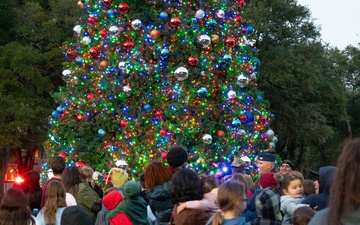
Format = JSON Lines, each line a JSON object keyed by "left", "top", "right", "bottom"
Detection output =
{"left": 1, "top": 139, "right": 360, "bottom": 225}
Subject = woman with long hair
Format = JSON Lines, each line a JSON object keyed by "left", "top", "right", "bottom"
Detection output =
{"left": 0, "top": 187, "right": 39, "bottom": 225}
{"left": 36, "top": 180, "right": 67, "bottom": 225}
{"left": 170, "top": 169, "right": 212, "bottom": 225}
{"left": 144, "top": 161, "right": 174, "bottom": 225}
{"left": 21, "top": 170, "right": 43, "bottom": 211}
{"left": 309, "top": 138, "right": 360, "bottom": 225}
{"left": 206, "top": 181, "right": 248, "bottom": 225}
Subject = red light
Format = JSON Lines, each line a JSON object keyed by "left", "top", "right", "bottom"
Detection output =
{"left": 15, "top": 176, "right": 24, "bottom": 183}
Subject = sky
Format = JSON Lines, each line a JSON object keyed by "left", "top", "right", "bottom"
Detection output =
{"left": 297, "top": 0, "right": 360, "bottom": 50}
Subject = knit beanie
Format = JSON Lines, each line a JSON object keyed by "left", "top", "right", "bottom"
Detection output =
{"left": 260, "top": 172, "right": 278, "bottom": 189}
{"left": 167, "top": 146, "right": 188, "bottom": 168}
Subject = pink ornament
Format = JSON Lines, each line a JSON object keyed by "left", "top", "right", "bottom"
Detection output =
{"left": 118, "top": 3, "right": 130, "bottom": 14}
{"left": 170, "top": 17, "right": 181, "bottom": 28}
{"left": 123, "top": 40, "right": 134, "bottom": 51}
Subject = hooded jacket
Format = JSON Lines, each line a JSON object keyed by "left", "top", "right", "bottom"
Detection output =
{"left": 107, "top": 181, "right": 148, "bottom": 225}
{"left": 147, "top": 180, "right": 173, "bottom": 225}
{"left": 301, "top": 166, "right": 337, "bottom": 211}
{"left": 102, "top": 190, "right": 133, "bottom": 225}
{"left": 308, "top": 207, "right": 360, "bottom": 225}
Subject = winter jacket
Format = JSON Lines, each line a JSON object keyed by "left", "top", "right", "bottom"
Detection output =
{"left": 308, "top": 207, "right": 360, "bottom": 225}
{"left": 36, "top": 207, "right": 66, "bottom": 225}
{"left": 280, "top": 196, "right": 307, "bottom": 224}
{"left": 147, "top": 180, "right": 173, "bottom": 225}
{"left": 186, "top": 188, "right": 218, "bottom": 214}
{"left": 60, "top": 206, "right": 93, "bottom": 225}
{"left": 102, "top": 190, "right": 133, "bottom": 225}
{"left": 206, "top": 215, "right": 249, "bottom": 225}
{"left": 173, "top": 205, "right": 212, "bottom": 225}
{"left": 107, "top": 181, "right": 148, "bottom": 225}
{"left": 74, "top": 182, "right": 102, "bottom": 219}
{"left": 301, "top": 166, "right": 337, "bottom": 211}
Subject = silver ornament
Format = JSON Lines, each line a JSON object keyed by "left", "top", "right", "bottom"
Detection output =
{"left": 202, "top": 134, "right": 213, "bottom": 144}
{"left": 198, "top": 34, "right": 211, "bottom": 48}
{"left": 216, "top": 9, "right": 225, "bottom": 19}
{"left": 122, "top": 86, "right": 132, "bottom": 97}
{"left": 73, "top": 25, "right": 83, "bottom": 36}
{"left": 82, "top": 36, "right": 91, "bottom": 45}
{"left": 195, "top": 9, "right": 205, "bottom": 19}
{"left": 118, "top": 61, "right": 126, "bottom": 70}
{"left": 266, "top": 129, "right": 275, "bottom": 138}
{"left": 109, "top": 25, "right": 120, "bottom": 36}
{"left": 62, "top": 69, "right": 71, "bottom": 78}
{"left": 174, "top": 66, "right": 189, "bottom": 81}
{"left": 227, "top": 90, "right": 236, "bottom": 99}
{"left": 131, "top": 19, "right": 142, "bottom": 30}
{"left": 237, "top": 74, "right": 248, "bottom": 87}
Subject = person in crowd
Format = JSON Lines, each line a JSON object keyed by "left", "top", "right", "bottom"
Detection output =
{"left": 170, "top": 169, "right": 212, "bottom": 225}
{"left": 221, "top": 157, "right": 248, "bottom": 183}
{"left": 206, "top": 181, "right": 248, "bottom": 225}
{"left": 177, "top": 175, "right": 218, "bottom": 215}
{"left": 279, "top": 160, "right": 294, "bottom": 176}
{"left": 62, "top": 166, "right": 102, "bottom": 222}
{"left": 20, "top": 170, "right": 42, "bottom": 211}
{"left": 301, "top": 166, "right": 337, "bottom": 211}
{"left": 139, "top": 172, "right": 148, "bottom": 204}
{"left": 292, "top": 206, "right": 315, "bottom": 225}
{"left": 36, "top": 181, "right": 67, "bottom": 225}
{"left": 144, "top": 161, "right": 173, "bottom": 225}
{"left": 105, "top": 160, "right": 129, "bottom": 192}
{"left": 309, "top": 138, "right": 360, "bottom": 225}
{"left": 41, "top": 156, "right": 66, "bottom": 208}
{"left": 61, "top": 166, "right": 81, "bottom": 206}
{"left": 231, "top": 173, "right": 251, "bottom": 198}
{"left": 80, "top": 166, "right": 103, "bottom": 199}
{"left": 303, "top": 179, "right": 316, "bottom": 197}
{"left": 250, "top": 187, "right": 282, "bottom": 225}
{"left": 60, "top": 205, "right": 93, "bottom": 225}
{"left": 280, "top": 174, "right": 308, "bottom": 224}
{"left": 166, "top": 146, "right": 188, "bottom": 173}
{"left": 94, "top": 187, "right": 118, "bottom": 225}
{"left": 252, "top": 152, "right": 277, "bottom": 190}
{"left": 0, "top": 187, "right": 39, "bottom": 225}
{"left": 107, "top": 181, "right": 148, "bottom": 225}
{"left": 101, "top": 190, "right": 133, "bottom": 225}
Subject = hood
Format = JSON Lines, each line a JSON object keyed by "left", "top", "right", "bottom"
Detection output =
{"left": 255, "top": 187, "right": 282, "bottom": 221}
{"left": 319, "top": 166, "right": 337, "bottom": 194}
{"left": 123, "top": 180, "right": 140, "bottom": 199}
{"left": 103, "top": 190, "right": 124, "bottom": 210}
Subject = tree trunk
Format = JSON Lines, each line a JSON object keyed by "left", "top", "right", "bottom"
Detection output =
{"left": 0, "top": 146, "right": 11, "bottom": 202}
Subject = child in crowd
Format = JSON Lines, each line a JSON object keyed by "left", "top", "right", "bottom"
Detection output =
{"left": 206, "top": 181, "right": 248, "bottom": 225}
{"left": 176, "top": 175, "right": 218, "bottom": 215}
{"left": 303, "top": 179, "right": 316, "bottom": 196}
{"left": 292, "top": 206, "right": 315, "bottom": 225}
{"left": 280, "top": 174, "right": 308, "bottom": 225}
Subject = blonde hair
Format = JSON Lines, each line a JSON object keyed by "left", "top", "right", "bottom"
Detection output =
{"left": 211, "top": 181, "right": 246, "bottom": 225}
{"left": 43, "top": 180, "right": 66, "bottom": 224}
{"left": 80, "top": 166, "right": 94, "bottom": 182}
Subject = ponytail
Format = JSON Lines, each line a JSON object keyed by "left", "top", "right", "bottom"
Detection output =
{"left": 211, "top": 211, "right": 224, "bottom": 225}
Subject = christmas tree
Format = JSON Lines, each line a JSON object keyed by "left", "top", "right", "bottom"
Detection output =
{"left": 44, "top": 0, "right": 276, "bottom": 178}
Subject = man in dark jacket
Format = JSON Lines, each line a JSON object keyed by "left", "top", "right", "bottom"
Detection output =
{"left": 301, "top": 166, "right": 337, "bottom": 211}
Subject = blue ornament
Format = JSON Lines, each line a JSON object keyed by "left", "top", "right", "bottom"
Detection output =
{"left": 231, "top": 118, "right": 241, "bottom": 127}
{"left": 51, "top": 111, "right": 59, "bottom": 119}
{"left": 160, "top": 49, "right": 170, "bottom": 60}
{"left": 206, "top": 19, "right": 217, "bottom": 29}
{"left": 142, "top": 103, "right": 151, "bottom": 112}
{"left": 85, "top": 112, "right": 92, "bottom": 121}
{"left": 257, "top": 95, "right": 263, "bottom": 102}
{"left": 75, "top": 57, "right": 84, "bottom": 65}
{"left": 56, "top": 106, "right": 64, "bottom": 114}
{"left": 223, "top": 54, "right": 232, "bottom": 63}
{"left": 159, "top": 11, "right": 168, "bottom": 21}
{"left": 107, "top": 9, "right": 115, "bottom": 18}
{"left": 98, "top": 129, "right": 106, "bottom": 138}
{"left": 197, "top": 87, "right": 208, "bottom": 98}
{"left": 245, "top": 112, "right": 254, "bottom": 123}
{"left": 246, "top": 25, "right": 254, "bottom": 35}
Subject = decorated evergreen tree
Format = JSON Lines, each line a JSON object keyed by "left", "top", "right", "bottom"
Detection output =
{"left": 44, "top": 0, "right": 276, "bottom": 178}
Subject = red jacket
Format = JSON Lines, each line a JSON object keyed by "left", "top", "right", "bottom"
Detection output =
{"left": 102, "top": 190, "right": 133, "bottom": 225}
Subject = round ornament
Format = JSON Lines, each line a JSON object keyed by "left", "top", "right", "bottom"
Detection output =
{"left": 266, "top": 129, "right": 275, "bottom": 138}
{"left": 142, "top": 104, "right": 151, "bottom": 112}
{"left": 211, "top": 34, "right": 220, "bottom": 44}
{"left": 89, "top": 47, "right": 100, "bottom": 58}
{"left": 197, "top": 87, "right": 208, "bottom": 98}
{"left": 62, "top": 69, "right": 71, "bottom": 77}
{"left": 161, "top": 152, "right": 168, "bottom": 160}
{"left": 174, "top": 66, "right": 189, "bottom": 81}
{"left": 58, "top": 152, "right": 68, "bottom": 159}
{"left": 118, "top": 3, "right": 130, "bottom": 14}
{"left": 122, "top": 86, "right": 132, "bottom": 96}
{"left": 202, "top": 134, "right": 213, "bottom": 144}
{"left": 216, "top": 9, "right": 225, "bottom": 18}
{"left": 56, "top": 106, "right": 64, "bottom": 114}
{"left": 131, "top": 19, "right": 142, "bottom": 30}
{"left": 160, "top": 49, "right": 170, "bottom": 60}
{"left": 98, "top": 129, "right": 106, "bottom": 138}
{"left": 87, "top": 16, "right": 96, "bottom": 24}
{"left": 123, "top": 40, "right": 134, "bottom": 51}
{"left": 107, "top": 9, "right": 115, "bottom": 18}
{"left": 118, "top": 61, "right": 126, "bottom": 70}
{"left": 159, "top": 128, "right": 167, "bottom": 136}
{"left": 87, "top": 93, "right": 95, "bottom": 101}
{"left": 150, "top": 29, "right": 160, "bottom": 39}
{"left": 120, "top": 120, "right": 128, "bottom": 127}
{"left": 170, "top": 17, "right": 181, "bottom": 28}
{"left": 227, "top": 90, "right": 236, "bottom": 99}
{"left": 75, "top": 161, "right": 86, "bottom": 168}
{"left": 187, "top": 56, "right": 199, "bottom": 66}
{"left": 159, "top": 11, "right": 168, "bottom": 21}
{"left": 103, "top": 0, "right": 113, "bottom": 6}
{"left": 195, "top": 9, "right": 205, "bottom": 19}
{"left": 109, "top": 26, "right": 120, "bottom": 36}
{"left": 66, "top": 49, "right": 76, "bottom": 59}
{"left": 100, "top": 29, "right": 108, "bottom": 38}
{"left": 73, "top": 25, "right": 82, "bottom": 36}
{"left": 51, "top": 111, "right": 59, "bottom": 119}
{"left": 225, "top": 37, "right": 236, "bottom": 47}
{"left": 237, "top": 74, "right": 248, "bottom": 87}
{"left": 217, "top": 130, "right": 225, "bottom": 137}
{"left": 231, "top": 118, "right": 241, "bottom": 127}
{"left": 198, "top": 34, "right": 211, "bottom": 48}
{"left": 82, "top": 36, "right": 91, "bottom": 45}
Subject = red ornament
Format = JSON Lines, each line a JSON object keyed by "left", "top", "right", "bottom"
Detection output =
{"left": 87, "top": 93, "right": 95, "bottom": 101}
{"left": 239, "top": 114, "right": 247, "bottom": 123}
{"left": 103, "top": 0, "right": 113, "bottom": 6}
{"left": 123, "top": 40, "right": 134, "bottom": 51}
{"left": 187, "top": 56, "right": 199, "bottom": 66}
{"left": 225, "top": 37, "right": 236, "bottom": 47}
{"left": 238, "top": 0, "right": 245, "bottom": 7}
{"left": 235, "top": 15, "right": 242, "bottom": 23}
{"left": 247, "top": 65, "right": 254, "bottom": 74}
{"left": 260, "top": 116, "right": 267, "bottom": 124}
{"left": 170, "top": 17, "right": 181, "bottom": 28}
{"left": 75, "top": 161, "right": 86, "bottom": 168}
{"left": 87, "top": 16, "right": 97, "bottom": 24}
{"left": 100, "top": 29, "right": 108, "bottom": 38}
{"left": 66, "top": 49, "right": 76, "bottom": 59}
{"left": 154, "top": 110, "right": 164, "bottom": 118}
{"left": 159, "top": 128, "right": 167, "bottom": 136}
{"left": 89, "top": 47, "right": 100, "bottom": 58}
{"left": 60, "top": 113, "right": 66, "bottom": 121}
{"left": 118, "top": 3, "right": 130, "bottom": 14}
{"left": 241, "top": 27, "right": 247, "bottom": 34}
{"left": 76, "top": 114, "right": 84, "bottom": 122}
{"left": 58, "top": 152, "right": 68, "bottom": 159}
{"left": 120, "top": 120, "right": 128, "bottom": 127}
{"left": 161, "top": 152, "right": 168, "bottom": 160}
